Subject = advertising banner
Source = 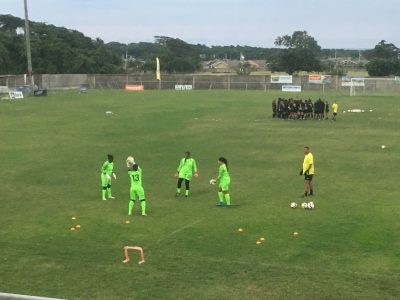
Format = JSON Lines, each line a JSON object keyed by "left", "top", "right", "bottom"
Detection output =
{"left": 271, "top": 75, "right": 293, "bottom": 84}
{"left": 9, "top": 91, "right": 24, "bottom": 99}
{"left": 309, "top": 75, "right": 331, "bottom": 84}
{"left": 175, "top": 85, "right": 193, "bottom": 90}
{"left": 282, "top": 85, "right": 301, "bottom": 92}
{"left": 125, "top": 84, "right": 144, "bottom": 91}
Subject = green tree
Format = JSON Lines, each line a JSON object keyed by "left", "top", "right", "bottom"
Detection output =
{"left": 271, "top": 31, "right": 322, "bottom": 75}
{"left": 365, "top": 41, "right": 400, "bottom": 76}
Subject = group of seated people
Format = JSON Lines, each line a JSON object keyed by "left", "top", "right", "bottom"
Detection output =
{"left": 272, "top": 98, "right": 330, "bottom": 120}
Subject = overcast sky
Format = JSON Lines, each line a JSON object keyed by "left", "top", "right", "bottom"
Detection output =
{"left": 1, "top": 0, "right": 399, "bottom": 48}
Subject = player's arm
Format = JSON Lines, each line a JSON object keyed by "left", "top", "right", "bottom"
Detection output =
{"left": 175, "top": 159, "right": 183, "bottom": 178}
{"left": 193, "top": 159, "right": 199, "bottom": 177}
{"left": 101, "top": 162, "right": 108, "bottom": 174}
{"left": 304, "top": 164, "right": 312, "bottom": 175}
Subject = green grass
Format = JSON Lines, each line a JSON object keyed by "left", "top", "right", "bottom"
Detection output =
{"left": 1, "top": 90, "right": 400, "bottom": 300}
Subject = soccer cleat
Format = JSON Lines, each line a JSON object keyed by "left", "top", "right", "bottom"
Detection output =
{"left": 102, "top": 198, "right": 107, "bottom": 201}
{"left": 108, "top": 196, "right": 115, "bottom": 199}
{"left": 141, "top": 213, "right": 147, "bottom": 217}
{"left": 225, "top": 204, "right": 231, "bottom": 208}
{"left": 216, "top": 202, "right": 224, "bottom": 207}
{"left": 185, "top": 195, "right": 188, "bottom": 198}
{"left": 175, "top": 193, "right": 181, "bottom": 197}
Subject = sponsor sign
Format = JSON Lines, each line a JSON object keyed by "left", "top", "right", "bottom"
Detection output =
{"left": 271, "top": 75, "right": 292, "bottom": 84}
{"left": 309, "top": 75, "right": 331, "bottom": 84}
{"left": 125, "top": 84, "right": 144, "bottom": 91}
{"left": 341, "top": 77, "right": 365, "bottom": 87}
{"left": 9, "top": 91, "right": 24, "bottom": 99}
{"left": 175, "top": 85, "right": 193, "bottom": 91}
{"left": 282, "top": 85, "right": 301, "bottom": 92}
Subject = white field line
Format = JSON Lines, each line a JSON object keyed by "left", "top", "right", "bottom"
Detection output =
{"left": 144, "top": 218, "right": 203, "bottom": 250}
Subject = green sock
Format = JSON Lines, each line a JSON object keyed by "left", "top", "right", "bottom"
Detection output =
{"left": 177, "top": 188, "right": 181, "bottom": 194}
{"left": 107, "top": 187, "right": 112, "bottom": 197}
{"left": 141, "top": 200, "right": 146, "bottom": 215}
{"left": 128, "top": 200, "right": 134, "bottom": 215}
{"left": 218, "top": 192, "right": 224, "bottom": 203}
{"left": 185, "top": 190, "right": 189, "bottom": 197}
{"left": 225, "top": 194, "right": 231, "bottom": 206}
{"left": 102, "top": 189, "right": 106, "bottom": 199}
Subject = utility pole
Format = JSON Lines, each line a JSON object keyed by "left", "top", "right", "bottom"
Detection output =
{"left": 24, "top": 0, "right": 34, "bottom": 87}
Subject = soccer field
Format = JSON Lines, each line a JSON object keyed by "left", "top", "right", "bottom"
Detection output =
{"left": 1, "top": 90, "right": 399, "bottom": 300}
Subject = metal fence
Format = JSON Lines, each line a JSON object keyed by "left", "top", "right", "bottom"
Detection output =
{"left": 3, "top": 74, "right": 400, "bottom": 94}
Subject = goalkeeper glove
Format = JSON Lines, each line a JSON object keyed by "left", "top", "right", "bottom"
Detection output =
{"left": 299, "top": 169, "right": 303, "bottom": 176}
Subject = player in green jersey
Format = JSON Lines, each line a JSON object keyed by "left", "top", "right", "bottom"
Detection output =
{"left": 128, "top": 163, "right": 147, "bottom": 216}
{"left": 216, "top": 157, "right": 231, "bottom": 207}
{"left": 100, "top": 154, "right": 116, "bottom": 200}
{"left": 175, "top": 151, "right": 199, "bottom": 198}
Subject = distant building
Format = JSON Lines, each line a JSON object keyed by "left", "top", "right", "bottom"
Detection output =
{"left": 203, "top": 59, "right": 267, "bottom": 73}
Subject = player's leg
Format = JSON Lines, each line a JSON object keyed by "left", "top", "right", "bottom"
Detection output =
{"left": 185, "top": 179, "right": 190, "bottom": 197}
{"left": 304, "top": 177, "right": 310, "bottom": 197}
{"left": 101, "top": 174, "right": 107, "bottom": 200}
{"left": 138, "top": 187, "right": 147, "bottom": 216}
{"left": 106, "top": 176, "right": 115, "bottom": 199}
{"left": 309, "top": 176, "right": 314, "bottom": 196}
{"left": 128, "top": 188, "right": 136, "bottom": 215}
{"left": 176, "top": 178, "right": 183, "bottom": 196}
{"left": 222, "top": 181, "right": 231, "bottom": 207}
{"left": 217, "top": 187, "right": 224, "bottom": 206}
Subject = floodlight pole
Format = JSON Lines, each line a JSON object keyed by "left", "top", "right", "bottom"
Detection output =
{"left": 24, "top": 0, "right": 34, "bottom": 87}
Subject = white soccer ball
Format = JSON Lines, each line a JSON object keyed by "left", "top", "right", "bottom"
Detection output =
{"left": 290, "top": 202, "right": 298, "bottom": 208}
{"left": 209, "top": 179, "right": 217, "bottom": 185}
{"left": 126, "top": 156, "right": 135, "bottom": 167}
{"left": 307, "top": 202, "right": 315, "bottom": 209}
{"left": 381, "top": 145, "right": 386, "bottom": 149}
{"left": 301, "top": 202, "right": 308, "bottom": 209}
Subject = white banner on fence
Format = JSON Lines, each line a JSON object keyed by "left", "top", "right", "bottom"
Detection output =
{"left": 341, "top": 77, "right": 365, "bottom": 87}
{"left": 395, "top": 76, "right": 400, "bottom": 81}
{"left": 9, "top": 91, "right": 24, "bottom": 99}
{"left": 271, "top": 75, "right": 292, "bottom": 84}
{"left": 282, "top": 85, "right": 301, "bottom": 92}
{"left": 175, "top": 85, "right": 193, "bottom": 90}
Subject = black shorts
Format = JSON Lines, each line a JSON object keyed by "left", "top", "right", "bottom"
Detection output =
{"left": 333, "top": 113, "right": 337, "bottom": 116}
{"left": 304, "top": 174, "right": 313, "bottom": 181}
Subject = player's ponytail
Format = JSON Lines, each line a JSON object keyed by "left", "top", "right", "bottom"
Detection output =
{"left": 219, "top": 157, "right": 228, "bottom": 170}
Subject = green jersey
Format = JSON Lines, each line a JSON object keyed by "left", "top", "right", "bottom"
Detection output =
{"left": 101, "top": 161, "right": 114, "bottom": 175}
{"left": 177, "top": 158, "right": 197, "bottom": 178}
{"left": 128, "top": 167, "right": 143, "bottom": 188}
{"left": 218, "top": 164, "right": 230, "bottom": 182}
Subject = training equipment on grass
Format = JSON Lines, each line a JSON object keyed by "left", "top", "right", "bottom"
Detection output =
{"left": 381, "top": 145, "right": 386, "bottom": 149}
{"left": 70, "top": 227, "right": 76, "bottom": 231}
{"left": 256, "top": 240, "right": 261, "bottom": 245}
{"left": 260, "top": 237, "right": 265, "bottom": 241}
{"left": 126, "top": 156, "right": 135, "bottom": 167}
{"left": 301, "top": 202, "right": 308, "bottom": 209}
{"left": 293, "top": 231, "right": 299, "bottom": 236}
{"left": 75, "top": 224, "right": 81, "bottom": 228}
{"left": 290, "top": 202, "right": 298, "bottom": 208}
{"left": 238, "top": 228, "right": 243, "bottom": 232}
{"left": 307, "top": 202, "right": 315, "bottom": 209}
{"left": 125, "top": 220, "right": 130, "bottom": 224}
{"left": 123, "top": 246, "right": 145, "bottom": 265}
{"left": 209, "top": 179, "right": 217, "bottom": 185}
{"left": 71, "top": 216, "right": 76, "bottom": 220}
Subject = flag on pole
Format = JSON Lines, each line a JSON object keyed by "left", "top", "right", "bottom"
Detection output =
{"left": 156, "top": 57, "right": 161, "bottom": 81}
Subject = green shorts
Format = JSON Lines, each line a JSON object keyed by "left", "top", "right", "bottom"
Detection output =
{"left": 101, "top": 173, "right": 111, "bottom": 187}
{"left": 178, "top": 171, "right": 192, "bottom": 181}
{"left": 219, "top": 179, "right": 230, "bottom": 191}
{"left": 130, "top": 186, "right": 145, "bottom": 201}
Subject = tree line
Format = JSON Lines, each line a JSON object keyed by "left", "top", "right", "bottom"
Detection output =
{"left": 1, "top": 14, "right": 399, "bottom": 76}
